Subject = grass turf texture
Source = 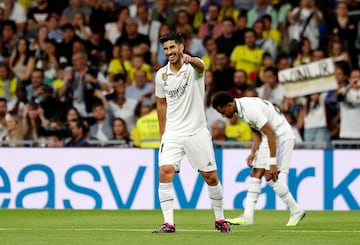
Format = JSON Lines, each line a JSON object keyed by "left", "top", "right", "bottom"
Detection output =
{"left": 0, "top": 210, "right": 359, "bottom": 245}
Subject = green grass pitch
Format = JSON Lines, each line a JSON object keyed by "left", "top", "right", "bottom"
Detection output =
{"left": 0, "top": 209, "right": 359, "bottom": 245}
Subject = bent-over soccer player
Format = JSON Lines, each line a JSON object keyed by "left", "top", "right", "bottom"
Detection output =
{"left": 212, "top": 91, "right": 305, "bottom": 227}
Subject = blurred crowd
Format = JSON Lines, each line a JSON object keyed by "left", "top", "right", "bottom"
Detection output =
{"left": 0, "top": 0, "right": 359, "bottom": 148}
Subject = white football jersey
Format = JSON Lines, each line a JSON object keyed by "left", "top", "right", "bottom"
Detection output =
{"left": 155, "top": 60, "right": 207, "bottom": 136}
{"left": 235, "top": 97, "right": 295, "bottom": 141}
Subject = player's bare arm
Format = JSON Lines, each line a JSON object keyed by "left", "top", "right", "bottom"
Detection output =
{"left": 247, "top": 130, "right": 261, "bottom": 167}
{"left": 182, "top": 53, "right": 204, "bottom": 73}
{"left": 260, "top": 122, "right": 278, "bottom": 181}
{"left": 157, "top": 97, "right": 167, "bottom": 138}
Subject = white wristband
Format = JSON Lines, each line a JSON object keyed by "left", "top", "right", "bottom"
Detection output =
{"left": 269, "top": 157, "right": 277, "bottom": 164}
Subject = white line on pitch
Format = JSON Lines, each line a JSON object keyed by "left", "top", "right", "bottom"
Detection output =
{"left": 0, "top": 228, "right": 359, "bottom": 233}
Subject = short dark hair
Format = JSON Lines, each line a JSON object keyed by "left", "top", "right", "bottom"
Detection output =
{"left": 212, "top": 91, "right": 234, "bottom": 109}
{"left": 264, "top": 66, "right": 278, "bottom": 76}
{"left": 159, "top": 31, "right": 184, "bottom": 44}
{"left": 113, "top": 73, "right": 127, "bottom": 82}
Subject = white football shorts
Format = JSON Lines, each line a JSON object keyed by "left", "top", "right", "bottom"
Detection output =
{"left": 158, "top": 127, "right": 217, "bottom": 172}
{"left": 253, "top": 138, "right": 295, "bottom": 173}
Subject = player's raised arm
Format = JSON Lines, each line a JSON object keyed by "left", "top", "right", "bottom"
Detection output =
{"left": 182, "top": 53, "right": 204, "bottom": 73}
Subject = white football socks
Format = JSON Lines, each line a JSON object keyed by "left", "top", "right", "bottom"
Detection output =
{"left": 267, "top": 178, "right": 301, "bottom": 214}
{"left": 159, "top": 182, "right": 174, "bottom": 225}
{"left": 208, "top": 182, "right": 224, "bottom": 221}
{"left": 243, "top": 177, "right": 262, "bottom": 221}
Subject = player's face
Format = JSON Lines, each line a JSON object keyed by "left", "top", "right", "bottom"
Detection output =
{"left": 216, "top": 103, "right": 235, "bottom": 119}
{"left": 162, "top": 40, "right": 184, "bottom": 64}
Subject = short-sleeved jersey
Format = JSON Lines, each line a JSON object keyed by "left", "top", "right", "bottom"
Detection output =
{"left": 155, "top": 60, "right": 207, "bottom": 136}
{"left": 235, "top": 97, "right": 295, "bottom": 141}
{"left": 230, "top": 45, "right": 263, "bottom": 73}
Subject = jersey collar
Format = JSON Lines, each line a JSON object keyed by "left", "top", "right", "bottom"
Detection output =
{"left": 235, "top": 99, "right": 243, "bottom": 118}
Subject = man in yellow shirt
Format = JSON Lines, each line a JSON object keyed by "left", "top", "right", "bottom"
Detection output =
{"left": 230, "top": 29, "right": 263, "bottom": 86}
{"left": 225, "top": 114, "right": 252, "bottom": 143}
{"left": 131, "top": 99, "right": 160, "bottom": 148}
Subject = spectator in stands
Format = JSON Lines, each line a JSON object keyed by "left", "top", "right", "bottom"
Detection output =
{"left": 327, "top": 1, "right": 357, "bottom": 67}
{"left": 234, "top": 13, "right": 250, "bottom": 45}
{"left": 128, "top": 52, "right": 152, "bottom": 84}
{"left": 88, "top": 0, "right": 116, "bottom": 29}
{"left": 2, "top": 111, "right": 24, "bottom": 146}
{"left": 131, "top": 100, "right": 160, "bottom": 148}
{"left": 225, "top": 114, "right": 252, "bottom": 142}
{"left": 328, "top": 37, "right": 351, "bottom": 64}
{"left": 186, "top": 0, "right": 204, "bottom": 33}
{"left": 9, "top": 37, "right": 35, "bottom": 85}
{"left": 230, "top": 29, "right": 263, "bottom": 86}
{"left": 1, "top": 0, "right": 27, "bottom": 35}
{"left": 9, "top": 84, "right": 28, "bottom": 116}
{"left": 280, "top": 97, "right": 304, "bottom": 137}
{"left": 337, "top": 68, "right": 360, "bottom": 141}
{"left": 174, "top": 9, "right": 192, "bottom": 32}
{"left": 218, "top": 0, "right": 240, "bottom": 22}
{"left": 105, "top": 6, "right": 130, "bottom": 45}
{"left": 71, "top": 11, "right": 91, "bottom": 41}
{"left": 115, "top": 17, "right": 151, "bottom": 63}
{"left": 64, "top": 118, "right": 90, "bottom": 147}
{"left": 85, "top": 25, "right": 113, "bottom": 70}
{"left": 136, "top": 5, "right": 161, "bottom": 61}
{"left": 150, "top": 0, "right": 176, "bottom": 28}
{"left": 61, "top": 0, "right": 92, "bottom": 25}
{"left": 47, "top": 14, "right": 63, "bottom": 43}
{"left": 0, "top": 98, "right": 8, "bottom": 139}
{"left": 58, "top": 23, "right": 80, "bottom": 66}
{"left": 211, "top": 119, "right": 237, "bottom": 148}
{"left": 302, "top": 92, "right": 331, "bottom": 148}
{"left": 253, "top": 20, "right": 277, "bottom": 60}
{"left": 228, "top": 69, "right": 249, "bottom": 98}
{"left": 36, "top": 84, "right": 67, "bottom": 122}
{"left": 311, "top": 48, "right": 326, "bottom": 62}
{"left": 111, "top": 117, "right": 133, "bottom": 147}
{"left": 261, "top": 14, "right": 281, "bottom": 47}
{"left": 42, "top": 38, "right": 60, "bottom": 84}
{"left": 89, "top": 97, "right": 113, "bottom": 142}
{"left": 26, "top": 68, "right": 44, "bottom": 101}
{"left": 198, "top": 3, "right": 222, "bottom": 39}
{"left": 58, "top": 51, "right": 110, "bottom": 118}
{"left": 107, "top": 42, "right": 132, "bottom": 83}
{"left": 257, "top": 52, "right": 275, "bottom": 84}
{"left": 276, "top": 53, "right": 292, "bottom": 71}
{"left": 22, "top": 101, "right": 49, "bottom": 141}
{"left": 215, "top": 17, "right": 240, "bottom": 57}
{"left": 0, "top": 62, "right": 17, "bottom": 108}
{"left": 176, "top": 24, "right": 206, "bottom": 58}
{"left": 202, "top": 36, "right": 217, "bottom": 71}
{"left": 26, "top": 0, "right": 59, "bottom": 38}
{"left": 256, "top": 67, "right": 285, "bottom": 107}
{"left": 247, "top": 0, "right": 278, "bottom": 29}
{"left": 108, "top": 82, "right": 137, "bottom": 132}
{"left": 65, "top": 107, "right": 80, "bottom": 124}
{"left": 126, "top": 69, "right": 154, "bottom": 101}
{"left": 213, "top": 51, "right": 235, "bottom": 91}
{"left": 287, "top": 0, "right": 323, "bottom": 50}
{"left": 30, "top": 24, "right": 49, "bottom": 68}
{"left": 292, "top": 37, "right": 312, "bottom": 67}
{"left": 1, "top": 20, "right": 19, "bottom": 62}
{"left": 277, "top": 0, "right": 292, "bottom": 52}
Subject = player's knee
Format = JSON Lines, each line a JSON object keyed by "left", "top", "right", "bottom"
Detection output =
{"left": 159, "top": 165, "right": 175, "bottom": 182}
{"left": 201, "top": 171, "right": 219, "bottom": 186}
{"left": 250, "top": 168, "right": 265, "bottom": 178}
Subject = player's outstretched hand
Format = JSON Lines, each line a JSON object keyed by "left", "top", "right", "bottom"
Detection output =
{"left": 182, "top": 53, "right": 192, "bottom": 64}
